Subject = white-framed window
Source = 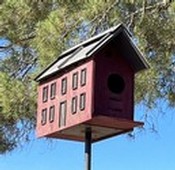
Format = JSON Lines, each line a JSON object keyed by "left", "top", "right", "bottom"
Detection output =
{"left": 61, "top": 77, "right": 67, "bottom": 95}
{"left": 41, "top": 108, "right": 47, "bottom": 125}
{"left": 80, "top": 68, "right": 87, "bottom": 86}
{"left": 49, "top": 105, "right": 55, "bottom": 123}
{"left": 72, "top": 72, "right": 78, "bottom": 90}
{"left": 80, "top": 93, "right": 86, "bottom": 111}
{"left": 42, "top": 86, "right": 48, "bottom": 102}
{"left": 72, "top": 96, "right": 78, "bottom": 114}
{"left": 50, "top": 82, "right": 56, "bottom": 99}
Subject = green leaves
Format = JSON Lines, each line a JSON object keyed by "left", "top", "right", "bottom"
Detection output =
{"left": 0, "top": 72, "right": 34, "bottom": 119}
{"left": 0, "top": 72, "right": 36, "bottom": 153}
{"left": 0, "top": 1, "right": 31, "bottom": 42}
{"left": 0, "top": 0, "right": 175, "bottom": 153}
{"left": 32, "top": 9, "right": 67, "bottom": 68}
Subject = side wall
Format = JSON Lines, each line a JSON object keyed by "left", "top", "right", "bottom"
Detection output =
{"left": 36, "top": 59, "right": 95, "bottom": 138}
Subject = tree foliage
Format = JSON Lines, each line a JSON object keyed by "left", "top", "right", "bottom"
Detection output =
{"left": 0, "top": 0, "right": 175, "bottom": 153}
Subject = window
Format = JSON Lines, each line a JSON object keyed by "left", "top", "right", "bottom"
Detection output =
{"left": 49, "top": 106, "right": 55, "bottom": 123}
{"left": 61, "top": 77, "right": 67, "bottom": 95}
{"left": 59, "top": 101, "right": 67, "bottom": 127}
{"left": 80, "top": 68, "right": 87, "bottom": 86}
{"left": 80, "top": 93, "right": 86, "bottom": 111}
{"left": 71, "top": 96, "right": 77, "bottom": 114}
{"left": 72, "top": 72, "right": 78, "bottom": 90}
{"left": 50, "top": 82, "right": 56, "bottom": 99}
{"left": 42, "top": 86, "right": 48, "bottom": 102}
{"left": 41, "top": 108, "right": 47, "bottom": 125}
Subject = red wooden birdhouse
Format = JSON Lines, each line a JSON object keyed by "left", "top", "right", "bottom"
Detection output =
{"left": 35, "top": 24, "right": 149, "bottom": 142}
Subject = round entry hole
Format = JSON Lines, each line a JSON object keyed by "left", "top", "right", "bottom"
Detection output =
{"left": 107, "top": 74, "right": 125, "bottom": 94}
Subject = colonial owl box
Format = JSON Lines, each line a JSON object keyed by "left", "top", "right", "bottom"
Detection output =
{"left": 35, "top": 24, "right": 149, "bottom": 142}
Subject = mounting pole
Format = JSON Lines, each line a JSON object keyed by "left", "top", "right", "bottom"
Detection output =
{"left": 85, "top": 127, "right": 92, "bottom": 170}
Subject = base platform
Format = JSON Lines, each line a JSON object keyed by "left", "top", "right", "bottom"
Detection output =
{"left": 46, "top": 116, "right": 143, "bottom": 142}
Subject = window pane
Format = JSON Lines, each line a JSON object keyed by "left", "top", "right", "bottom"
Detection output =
{"left": 49, "top": 106, "right": 55, "bottom": 123}
{"left": 50, "top": 82, "right": 56, "bottom": 99}
{"left": 72, "top": 96, "right": 77, "bottom": 114}
{"left": 61, "top": 78, "right": 67, "bottom": 95}
{"left": 42, "top": 86, "right": 48, "bottom": 102}
{"left": 81, "top": 68, "right": 86, "bottom": 86}
{"left": 59, "top": 101, "right": 67, "bottom": 127}
{"left": 80, "top": 93, "right": 86, "bottom": 111}
{"left": 41, "top": 108, "right": 47, "bottom": 125}
{"left": 72, "top": 72, "right": 78, "bottom": 90}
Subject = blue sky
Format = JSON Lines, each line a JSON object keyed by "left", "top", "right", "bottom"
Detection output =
{"left": 0, "top": 104, "right": 175, "bottom": 170}
{"left": 0, "top": 38, "right": 11, "bottom": 59}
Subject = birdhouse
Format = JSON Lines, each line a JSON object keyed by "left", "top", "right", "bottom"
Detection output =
{"left": 35, "top": 24, "right": 149, "bottom": 142}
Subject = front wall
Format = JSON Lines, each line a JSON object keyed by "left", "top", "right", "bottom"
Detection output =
{"left": 36, "top": 60, "right": 94, "bottom": 137}
{"left": 94, "top": 46, "right": 134, "bottom": 120}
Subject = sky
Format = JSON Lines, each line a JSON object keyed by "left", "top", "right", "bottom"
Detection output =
{"left": 0, "top": 103, "right": 175, "bottom": 170}
{"left": 0, "top": 38, "right": 9, "bottom": 57}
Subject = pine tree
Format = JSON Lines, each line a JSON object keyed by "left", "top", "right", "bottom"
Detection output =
{"left": 0, "top": 0, "right": 175, "bottom": 153}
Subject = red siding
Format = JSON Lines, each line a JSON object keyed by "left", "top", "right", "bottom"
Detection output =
{"left": 36, "top": 60, "right": 95, "bottom": 138}
{"left": 94, "top": 45, "right": 134, "bottom": 120}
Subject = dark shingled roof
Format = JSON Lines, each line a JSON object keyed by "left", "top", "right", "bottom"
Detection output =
{"left": 35, "top": 23, "right": 149, "bottom": 82}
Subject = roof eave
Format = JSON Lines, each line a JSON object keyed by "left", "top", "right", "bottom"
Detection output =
{"left": 119, "top": 29, "right": 150, "bottom": 73}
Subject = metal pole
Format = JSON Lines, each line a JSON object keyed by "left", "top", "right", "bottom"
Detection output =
{"left": 85, "top": 127, "right": 92, "bottom": 170}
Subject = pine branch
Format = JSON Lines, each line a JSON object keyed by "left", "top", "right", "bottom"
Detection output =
{"left": 88, "top": 0, "right": 120, "bottom": 36}
{"left": 126, "top": 1, "right": 171, "bottom": 19}
{"left": 0, "top": 44, "right": 13, "bottom": 50}
{"left": 0, "top": 34, "right": 35, "bottom": 51}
